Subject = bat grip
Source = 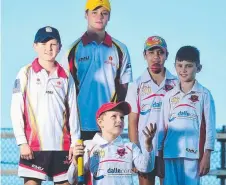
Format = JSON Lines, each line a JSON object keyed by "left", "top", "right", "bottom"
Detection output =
{"left": 77, "top": 139, "right": 84, "bottom": 183}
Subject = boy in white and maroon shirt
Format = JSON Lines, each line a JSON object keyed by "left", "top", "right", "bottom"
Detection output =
{"left": 158, "top": 46, "right": 216, "bottom": 185}
{"left": 126, "top": 36, "right": 177, "bottom": 185}
{"left": 68, "top": 101, "right": 157, "bottom": 185}
{"left": 11, "top": 26, "right": 80, "bottom": 185}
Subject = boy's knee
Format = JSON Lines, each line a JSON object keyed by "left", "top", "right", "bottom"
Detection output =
{"left": 54, "top": 181, "right": 70, "bottom": 185}
{"left": 24, "top": 177, "right": 42, "bottom": 185}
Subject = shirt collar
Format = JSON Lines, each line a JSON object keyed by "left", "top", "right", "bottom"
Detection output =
{"left": 32, "top": 58, "right": 67, "bottom": 78}
{"left": 141, "top": 68, "right": 177, "bottom": 83}
{"left": 81, "top": 32, "right": 112, "bottom": 47}
{"left": 190, "top": 80, "right": 203, "bottom": 92}
{"left": 174, "top": 80, "right": 203, "bottom": 95}
{"left": 92, "top": 133, "right": 124, "bottom": 146}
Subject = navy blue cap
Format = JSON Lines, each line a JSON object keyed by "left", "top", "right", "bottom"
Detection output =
{"left": 34, "top": 26, "right": 61, "bottom": 45}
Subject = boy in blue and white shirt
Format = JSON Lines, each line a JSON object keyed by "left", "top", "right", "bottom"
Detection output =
{"left": 62, "top": 0, "right": 132, "bottom": 140}
{"left": 158, "top": 46, "right": 216, "bottom": 185}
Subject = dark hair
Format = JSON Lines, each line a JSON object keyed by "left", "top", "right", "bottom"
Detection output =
{"left": 143, "top": 46, "right": 169, "bottom": 57}
{"left": 175, "top": 46, "right": 200, "bottom": 64}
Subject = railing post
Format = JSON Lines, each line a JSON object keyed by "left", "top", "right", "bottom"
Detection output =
{"left": 220, "top": 126, "right": 226, "bottom": 185}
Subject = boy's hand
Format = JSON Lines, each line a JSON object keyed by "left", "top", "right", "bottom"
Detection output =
{"left": 142, "top": 123, "right": 157, "bottom": 152}
{"left": 20, "top": 143, "right": 34, "bottom": 160}
{"left": 72, "top": 143, "right": 85, "bottom": 165}
{"left": 199, "top": 150, "right": 211, "bottom": 176}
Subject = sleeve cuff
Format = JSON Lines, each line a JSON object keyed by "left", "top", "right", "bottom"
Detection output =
{"left": 204, "top": 145, "right": 215, "bottom": 151}
{"left": 67, "top": 163, "right": 78, "bottom": 184}
{"left": 16, "top": 136, "right": 27, "bottom": 146}
{"left": 120, "top": 76, "right": 133, "bottom": 84}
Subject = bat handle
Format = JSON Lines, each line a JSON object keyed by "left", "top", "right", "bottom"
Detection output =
{"left": 77, "top": 139, "right": 84, "bottom": 184}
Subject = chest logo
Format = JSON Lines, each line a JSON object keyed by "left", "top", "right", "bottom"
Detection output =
{"left": 36, "top": 78, "right": 41, "bottom": 85}
{"left": 93, "top": 149, "right": 105, "bottom": 158}
{"left": 164, "top": 84, "right": 174, "bottom": 92}
{"left": 78, "top": 56, "right": 89, "bottom": 62}
{"left": 171, "top": 97, "right": 180, "bottom": 104}
{"left": 104, "top": 56, "right": 116, "bottom": 66}
{"left": 116, "top": 148, "right": 127, "bottom": 157}
{"left": 189, "top": 95, "right": 199, "bottom": 103}
{"left": 141, "top": 85, "right": 152, "bottom": 95}
{"left": 55, "top": 81, "right": 62, "bottom": 88}
{"left": 46, "top": 90, "right": 53, "bottom": 94}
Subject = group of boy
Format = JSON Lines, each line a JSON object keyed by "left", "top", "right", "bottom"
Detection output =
{"left": 11, "top": 0, "right": 216, "bottom": 185}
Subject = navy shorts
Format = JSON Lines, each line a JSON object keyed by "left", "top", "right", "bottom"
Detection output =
{"left": 18, "top": 151, "right": 70, "bottom": 182}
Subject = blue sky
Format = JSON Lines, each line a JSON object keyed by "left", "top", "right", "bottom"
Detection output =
{"left": 1, "top": 0, "right": 226, "bottom": 128}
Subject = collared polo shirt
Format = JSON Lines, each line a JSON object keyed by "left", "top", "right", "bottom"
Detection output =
{"left": 158, "top": 81, "right": 216, "bottom": 159}
{"left": 126, "top": 69, "right": 177, "bottom": 156}
{"left": 67, "top": 133, "right": 154, "bottom": 185}
{"left": 62, "top": 32, "right": 132, "bottom": 131}
{"left": 11, "top": 58, "right": 80, "bottom": 151}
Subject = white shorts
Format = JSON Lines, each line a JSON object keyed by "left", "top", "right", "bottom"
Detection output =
{"left": 164, "top": 158, "right": 200, "bottom": 185}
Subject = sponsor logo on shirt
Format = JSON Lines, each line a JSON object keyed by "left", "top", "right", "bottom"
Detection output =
{"left": 93, "top": 149, "right": 105, "bottom": 158}
{"left": 78, "top": 56, "right": 89, "bottom": 62}
{"left": 93, "top": 169, "right": 105, "bottom": 180}
{"left": 107, "top": 168, "right": 133, "bottom": 176}
{"left": 186, "top": 148, "right": 197, "bottom": 154}
{"left": 177, "top": 111, "right": 198, "bottom": 120}
{"left": 169, "top": 115, "right": 176, "bottom": 122}
{"left": 140, "top": 104, "right": 151, "bottom": 115}
{"left": 104, "top": 56, "right": 116, "bottom": 66}
{"left": 46, "top": 90, "right": 53, "bottom": 94}
{"left": 13, "top": 79, "right": 21, "bottom": 93}
{"left": 126, "top": 63, "right": 131, "bottom": 69}
{"left": 54, "top": 81, "right": 62, "bottom": 88}
{"left": 92, "top": 159, "right": 133, "bottom": 180}
{"left": 152, "top": 101, "right": 162, "bottom": 110}
{"left": 36, "top": 78, "right": 41, "bottom": 85}
{"left": 171, "top": 97, "right": 180, "bottom": 104}
{"left": 141, "top": 85, "right": 152, "bottom": 95}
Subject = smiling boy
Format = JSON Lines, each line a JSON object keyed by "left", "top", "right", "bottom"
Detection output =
{"left": 158, "top": 46, "right": 216, "bottom": 185}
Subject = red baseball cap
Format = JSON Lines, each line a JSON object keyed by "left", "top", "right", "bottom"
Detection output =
{"left": 96, "top": 101, "right": 131, "bottom": 119}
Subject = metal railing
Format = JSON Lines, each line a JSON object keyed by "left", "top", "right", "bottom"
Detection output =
{"left": 1, "top": 127, "right": 224, "bottom": 185}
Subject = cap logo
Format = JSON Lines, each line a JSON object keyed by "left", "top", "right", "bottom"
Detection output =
{"left": 45, "top": 27, "right": 52, "bottom": 32}
{"left": 146, "top": 37, "right": 162, "bottom": 46}
{"left": 99, "top": 0, "right": 104, "bottom": 5}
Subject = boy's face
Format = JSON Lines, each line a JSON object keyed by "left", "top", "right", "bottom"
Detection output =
{"left": 144, "top": 47, "right": 167, "bottom": 74}
{"left": 33, "top": 39, "right": 60, "bottom": 62}
{"left": 97, "top": 109, "right": 125, "bottom": 137}
{"left": 85, "top": 6, "right": 110, "bottom": 31}
{"left": 175, "top": 60, "right": 201, "bottom": 83}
